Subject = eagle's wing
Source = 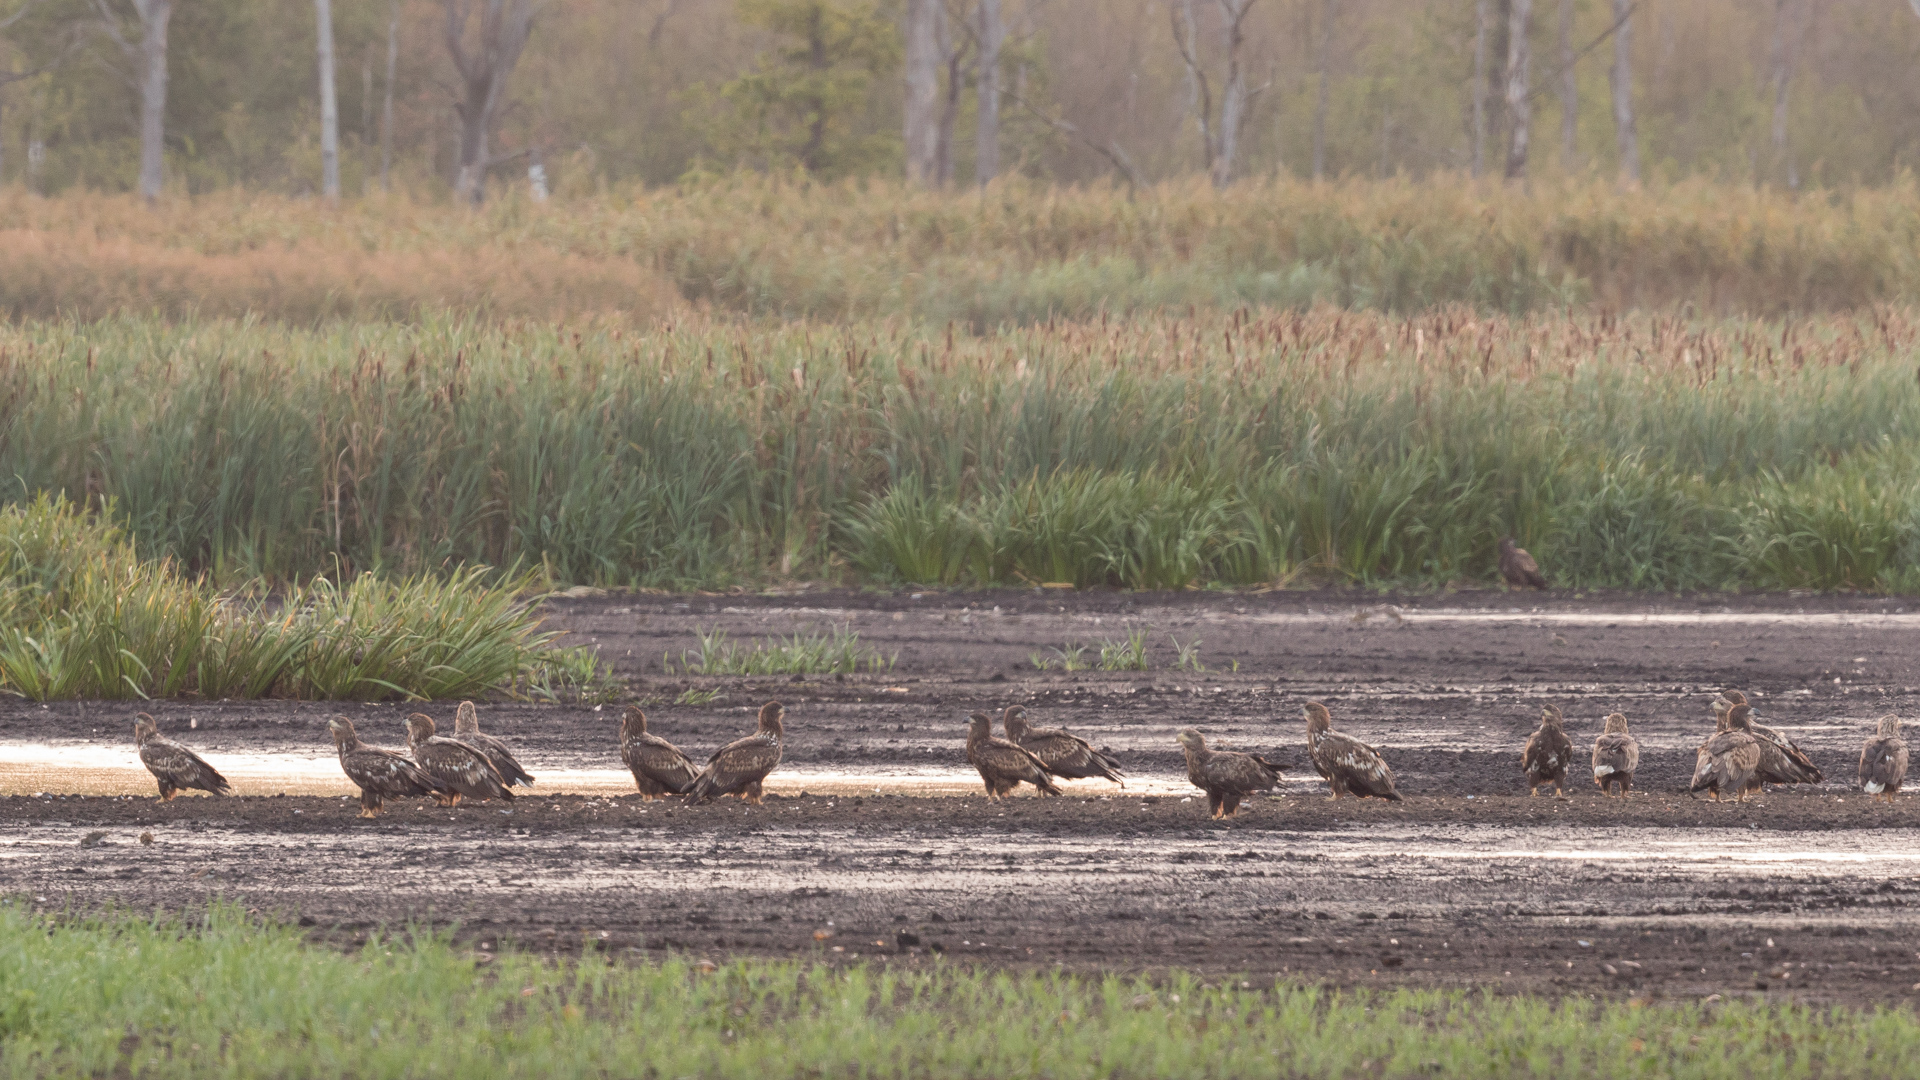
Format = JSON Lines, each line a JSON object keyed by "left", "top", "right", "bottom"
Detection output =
{"left": 1523, "top": 728, "right": 1572, "bottom": 782}
{"left": 345, "top": 747, "right": 442, "bottom": 799}
{"left": 1314, "top": 731, "right": 1399, "bottom": 800}
{"left": 973, "top": 738, "right": 1060, "bottom": 793}
{"left": 1205, "top": 750, "right": 1281, "bottom": 796}
{"left": 1859, "top": 737, "right": 1909, "bottom": 795}
{"left": 629, "top": 733, "right": 700, "bottom": 793}
{"left": 1750, "top": 723, "right": 1822, "bottom": 783}
{"left": 690, "top": 734, "right": 782, "bottom": 801}
{"left": 462, "top": 733, "right": 534, "bottom": 787}
{"left": 1592, "top": 733, "right": 1636, "bottom": 778}
{"left": 422, "top": 738, "right": 513, "bottom": 800}
{"left": 141, "top": 738, "right": 231, "bottom": 795}
{"left": 1023, "top": 729, "right": 1124, "bottom": 782}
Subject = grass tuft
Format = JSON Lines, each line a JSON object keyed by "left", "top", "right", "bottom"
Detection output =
{"left": 675, "top": 625, "right": 895, "bottom": 676}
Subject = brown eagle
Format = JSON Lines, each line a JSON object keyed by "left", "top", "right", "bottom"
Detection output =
{"left": 1717, "top": 690, "right": 1821, "bottom": 789}
{"left": 1002, "top": 705, "right": 1124, "bottom": 786}
{"left": 1304, "top": 701, "right": 1401, "bottom": 801}
{"left": 1521, "top": 704, "right": 1573, "bottom": 796}
{"left": 619, "top": 705, "right": 699, "bottom": 799}
{"left": 686, "top": 701, "right": 785, "bottom": 805}
{"left": 132, "top": 713, "right": 231, "bottom": 801}
{"left": 451, "top": 700, "right": 534, "bottom": 788}
{"left": 406, "top": 713, "right": 514, "bottom": 807}
{"left": 1859, "top": 714, "right": 1908, "bottom": 801}
{"left": 1174, "top": 728, "right": 1281, "bottom": 818}
{"left": 329, "top": 716, "right": 446, "bottom": 818}
{"left": 1497, "top": 537, "right": 1547, "bottom": 590}
{"left": 1590, "top": 712, "right": 1639, "bottom": 797}
{"left": 965, "top": 712, "right": 1060, "bottom": 799}
{"left": 1690, "top": 703, "right": 1763, "bottom": 802}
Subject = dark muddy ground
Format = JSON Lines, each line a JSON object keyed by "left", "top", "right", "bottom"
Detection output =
{"left": 7, "top": 587, "right": 1920, "bottom": 1005}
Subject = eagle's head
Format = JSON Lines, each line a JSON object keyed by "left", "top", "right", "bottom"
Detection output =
{"left": 757, "top": 700, "right": 785, "bottom": 738}
{"left": 1303, "top": 701, "right": 1333, "bottom": 734}
{"left": 405, "top": 713, "right": 436, "bottom": 745}
{"left": 1877, "top": 714, "right": 1903, "bottom": 738}
{"left": 1540, "top": 703, "right": 1564, "bottom": 727}
{"left": 133, "top": 713, "right": 158, "bottom": 745}
{"left": 967, "top": 711, "right": 993, "bottom": 742}
{"left": 1710, "top": 697, "right": 1732, "bottom": 732}
{"left": 1498, "top": 537, "right": 1518, "bottom": 555}
{"left": 328, "top": 716, "right": 358, "bottom": 748}
{"left": 1001, "top": 705, "right": 1028, "bottom": 739}
{"left": 1720, "top": 689, "right": 1748, "bottom": 706}
{"left": 1727, "top": 704, "right": 1754, "bottom": 731}
{"left": 454, "top": 701, "right": 479, "bottom": 735}
{"left": 1602, "top": 712, "right": 1630, "bottom": 735}
{"left": 1174, "top": 727, "right": 1206, "bottom": 753}
{"left": 621, "top": 704, "right": 648, "bottom": 737}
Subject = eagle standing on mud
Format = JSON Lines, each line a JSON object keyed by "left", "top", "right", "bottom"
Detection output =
{"left": 133, "top": 714, "right": 232, "bottom": 801}
{"left": 1521, "top": 704, "right": 1572, "bottom": 797}
{"left": 1717, "top": 690, "right": 1822, "bottom": 790}
{"left": 965, "top": 711, "right": 1060, "bottom": 799}
{"left": 1174, "top": 728, "right": 1281, "bottom": 818}
{"left": 686, "top": 701, "right": 785, "bottom": 805}
{"left": 1304, "top": 701, "right": 1402, "bottom": 801}
{"left": 1859, "top": 714, "right": 1908, "bottom": 801}
{"left": 1590, "top": 713, "right": 1639, "bottom": 796}
{"left": 619, "top": 705, "right": 700, "bottom": 799}
{"left": 1691, "top": 703, "right": 1763, "bottom": 802}
{"left": 1497, "top": 537, "right": 1547, "bottom": 590}
{"left": 451, "top": 701, "right": 534, "bottom": 788}
{"left": 406, "top": 713, "right": 515, "bottom": 807}
{"left": 329, "top": 716, "right": 446, "bottom": 818}
{"left": 1002, "top": 705, "right": 1124, "bottom": 786}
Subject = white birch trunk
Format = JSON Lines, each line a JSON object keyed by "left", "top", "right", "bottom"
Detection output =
{"left": 974, "top": 0, "right": 1002, "bottom": 185}
{"left": 1312, "top": 0, "right": 1335, "bottom": 180}
{"left": 902, "top": 0, "right": 940, "bottom": 184}
{"left": 1609, "top": 0, "right": 1637, "bottom": 182}
{"left": 316, "top": 0, "right": 340, "bottom": 201}
{"left": 1556, "top": 0, "right": 1575, "bottom": 165}
{"left": 133, "top": 0, "right": 171, "bottom": 202}
{"left": 1471, "top": 0, "right": 1490, "bottom": 178}
{"left": 1503, "top": 0, "right": 1531, "bottom": 180}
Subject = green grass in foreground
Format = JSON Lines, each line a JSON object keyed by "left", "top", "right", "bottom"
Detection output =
{"left": 3, "top": 904, "right": 1915, "bottom": 1080}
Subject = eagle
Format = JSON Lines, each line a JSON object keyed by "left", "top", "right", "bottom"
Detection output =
{"left": 1859, "top": 714, "right": 1908, "bottom": 801}
{"left": 132, "top": 713, "right": 231, "bottom": 802}
{"left": 1174, "top": 728, "right": 1281, "bottom": 818}
{"left": 1590, "top": 712, "right": 1639, "bottom": 796}
{"left": 329, "top": 716, "right": 446, "bottom": 818}
{"left": 1690, "top": 703, "right": 1763, "bottom": 801}
{"left": 1717, "top": 690, "right": 1821, "bottom": 789}
{"left": 451, "top": 700, "right": 534, "bottom": 788}
{"left": 406, "top": 713, "right": 514, "bottom": 807}
{"left": 686, "top": 701, "right": 785, "bottom": 805}
{"left": 1521, "top": 703, "right": 1572, "bottom": 796}
{"left": 619, "top": 705, "right": 699, "bottom": 799}
{"left": 1002, "top": 705, "right": 1124, "bottom": 786}
{"left": 965, "top": 711, "right": 1060, "bottom": 799}
{"left": 1497, "top": 537, "right": 1547, "bottom": 590}
{"left": 1304, "top": 701, "right": 1401, "bottom": 801}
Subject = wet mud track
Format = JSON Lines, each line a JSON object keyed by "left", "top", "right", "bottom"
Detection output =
{"left": 8, "top": 587, "right": 1920, "bottom": 1005}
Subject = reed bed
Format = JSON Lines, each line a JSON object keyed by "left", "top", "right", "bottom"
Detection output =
{"left": 6, "top": 177, "right": 1920, "bottom": 322}
{"left": 4, "top": 307, "right": 1919, "bottom": 593}
{"left": 2, "top": 903, "right": 1912, "bottom": 1079}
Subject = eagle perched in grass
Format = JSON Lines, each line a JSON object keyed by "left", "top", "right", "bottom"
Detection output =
{"left": 620, "top": 705, "right": 699, "bottom": 799}
{"left": 451, "top": 700, "right": 534, "bottom": 788}
{"left": 1690, "top": 703, "right": 1763, "bottom": 802}
{"left": 329, "top": 716, "right": 445, "bottom": 818}
{"left": 1859, "top": 714, "right": 1907, "bottom": 802}
{"left": 1590, "top": 713, "right": 1639, "bottom": 797}
{"left": 1304, "top": 701, "right": 1402, "bottom": 801}
{"left": 686, "top": 701, "right": 785, "bottom": 805}
{"left": 1002, "top": 705, "right": 1124, "bottom": 786}
{"left": 1174, "top": 728, "right": 1281, "bottom": 818}
{"left": 406, "top": 713, "right": 514, "bottom": 807}
{"left": 1497, "top": 537, "right": 1547, "bottom": 590}
{"left": 1521, "top": 704, "right": 1572, "bottom": 797}
{"left": 133, "top": 713, "right": 231, "bottom": 802}
{"left": 965, "top": 711, "right": 1060, "bottom": 799}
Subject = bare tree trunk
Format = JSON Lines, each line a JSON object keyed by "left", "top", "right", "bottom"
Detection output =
{"left": 1172, "top": 0, "right": 1258, "bottom": 188}
{"left": 133, "top": 0, "right": 171, "bottom": 202}
{"left": 1608, "top": 0, "right": 1637, "bottom": 182}
{"left": 1172, "top": 0, "right": 1216, "bottom": 179}
{"left": 974, "top": 0, "right": 1001, "bottom": 184}
{"left": 903, "top": 0, "right": 940, "bottom": 184}
{"left": 1556, "top": 0, "right": 1574, "bottom": 165}
{"left": 935, "top": 4, "right": 961, "bottom": 185}
{"left": 1768, "top": 0, "right": 1799, "bottom": 188}
{"left": 1471, "top": 0, "right": 1490, "bottom": 177}
{"left": 380, "top": 0, "right": 398, "bottom": 190}
{"left": 1503, "top": 0, "right": 1531, "bottom": 180}
{"left": 1312, "top": 0, "right": 1335, "bottom": 180}
{"left": 315, "top": 0, "right": 340, "bottom": 202}
{"left": 445, "top": 0, "right": 539, "bottom": 206}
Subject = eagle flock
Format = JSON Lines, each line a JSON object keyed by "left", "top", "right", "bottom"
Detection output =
{"left": 127, "top": 689, "right": 1906, "bottom": 819}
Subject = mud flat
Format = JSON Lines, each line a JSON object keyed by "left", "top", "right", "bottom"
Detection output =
{"left": 5, "top": 588, "right": 1920, "bottom": 1005}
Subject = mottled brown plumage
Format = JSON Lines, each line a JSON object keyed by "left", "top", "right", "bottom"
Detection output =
{"left": 1590, "top": 713, "right": 1639, "bottom": 797}
{"left": 451, "top": 700, "right": 534, "bottom": 788}
{"left": 620, "top": 705, "right": 699, "bottom": 799}
{"left": 1521, "top": 704, "right": 1573, "bottom": 796}
{"left": 1715, "top": 691, "right": 1823, "bottom": 791}
{"left": 133, "top": 714, "right": 231, "bottom": 802}
{"left": 1175, "top": 728, "right": 1281, "bottom": 818}
{"left": 1691, "top": 703, "right": 1763, "bottom": 802}
{"left": 329, "top": 716, "right": 446, "bottom": 818}
{"left": 686, "top": 701, "right": 785, "bottom": 805}
{"left": 407, "top": 713, "right": 514, "bottom": 807}
{"left": 1001, "top": 705, "right": 1124, "bottom": 786}
{"left": 1859, "top": 714, "right": 1907, "bottom": 802}
{"left": 1304, "top": 701, "right": 1401, "bottom": 801}
{"left": 966, "top": 712, "right": 1060, "bottom": 799}
{"left": 1497, "top": 537, "right": 1547, "bottom": 590}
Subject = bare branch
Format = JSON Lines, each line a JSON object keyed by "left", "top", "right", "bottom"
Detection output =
{"left": 1002, "top": 84, "right": 1144, "bottom": 190}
